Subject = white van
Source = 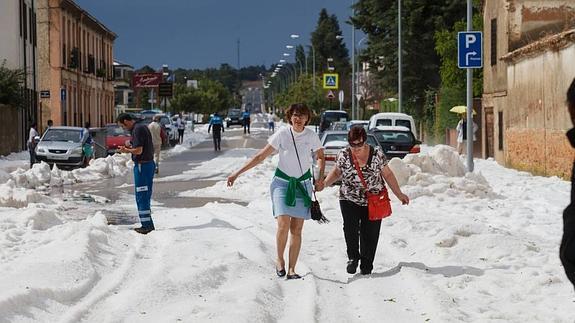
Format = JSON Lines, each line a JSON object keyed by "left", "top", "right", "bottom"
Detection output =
{"left": 368, "top": 112, "right": 417, "bottom": 139}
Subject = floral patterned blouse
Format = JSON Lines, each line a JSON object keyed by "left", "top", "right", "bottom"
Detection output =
{"left": 335, "top": 145, "right": 389, "bottom": 206}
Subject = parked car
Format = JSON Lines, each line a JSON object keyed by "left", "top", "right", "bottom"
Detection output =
{"left": 35, "top": 126, "right": 88, "bottom": 168}
{"left": 155, "top": 113, "right": 179, "bottom": 146}
{"left": 329, "top": 121, "right": 349, "bottom": 131}
{"left": 225, "top": 108, "right": 243, "bottom": 128}
{"left": 368, "top": 112, "right": 418, "bottom": 139}
{"left": 314, "top": 130, "right": 381, "bottom": 184}
{"left": 105, "top": 124, "right": 131, "bottom": 155}
{"left": 319, "top": 110, "right": 349, "bottom": 135}
{"left": 369, "top": 126, "right": 421, "bottom": 159}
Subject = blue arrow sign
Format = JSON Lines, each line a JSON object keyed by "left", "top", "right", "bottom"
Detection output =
{"left": 458, "top": 31, "right": 483, "bottom": 68}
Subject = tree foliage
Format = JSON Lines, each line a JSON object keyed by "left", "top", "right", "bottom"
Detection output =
{"left": 0, "top": 60, "right": 26, "bottom": 108}
{"left": 171, "top": 79, "right": 234, "bottom": 115}
{"left": 351, "top": 0, "right": 468, "bottom": 119}
{"left": 311, "top": 9, "right": 351, "bottom": 78}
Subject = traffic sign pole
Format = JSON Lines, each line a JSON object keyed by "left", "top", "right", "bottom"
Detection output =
{"left": 466, "top": 0, "right": 474, "bottom": 172}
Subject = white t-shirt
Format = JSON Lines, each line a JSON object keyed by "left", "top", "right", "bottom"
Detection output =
{"left": 268, "top": 126, "right": 323, "bottom": 178}
{"left": 28, "top": 128, "right": 39, "bottom": 144}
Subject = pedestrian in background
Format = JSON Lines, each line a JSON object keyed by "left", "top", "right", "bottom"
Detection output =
{"left": 117, "top": 113, "right": 156, "bottom": 234}
{"left": 176, "top": 115, "right": 185, "bottom": 144}
{"left": 321, "top": 126, "right": 409, "bottom": 275}
{"left": 227, "top": 103, "right": 325, "bottom": 279}
{"left": 208, "top": 112, "right": 224, "bottom": 151}
{"left": 456, "top": 113, "right": 478, "bottom": 155}
{"left": 82, "top": 122, "right": 94, "bottom": 166}
{"left": 268, "top": 113, "right": 275, "bottom": 133}
{"left": 242, "top": 110, "right": 251, "bottom": 134}
{"left": 560, "top": 77, "right": 575, "bottom": 290}
{"left": 27, "top": 122, "right": 38, "bottom": 169}
{"left": 148, "top": 115, "right": 162, "bottom": 174}
{"left": 44, "top": 119, "right": 53, "bottom": 135}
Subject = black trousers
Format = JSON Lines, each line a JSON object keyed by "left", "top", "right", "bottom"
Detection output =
{"left": 340, "top": 199, "right": 382, "bottom": 272}
{"left": 212, "top": 132, "right": 222, "bottom": 151}
{"left": 243, "top": 119, "right": 250, "bottom": 134}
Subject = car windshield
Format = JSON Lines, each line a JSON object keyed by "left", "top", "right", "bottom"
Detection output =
{"left": 228, "top": 110, "right": 241, "bottom": 117}
{"left": 372, "top": 130, "right": 414, "bottom": 143}
{"left": 366, "top": 135, "right": 379, "bottom": 147}
{"left": 324, "top": 112, "right": 348, "bottom": 123}
{"left": 107, "top": 125, "right": 129, "bottom": 136}
{"left": 43, "top": 129, "right": 82, "bottom": 143}
{"left": 375, "top": 119, "right": 392, "bottom": 126}
{"left": 159, "top": 116, "right": 170, "bottom": 126}
{"left": 323, "top": 133, "right": 379, "bottom": 147}
{"left": 323, "top": 133, "right": 348, "bottom": 145}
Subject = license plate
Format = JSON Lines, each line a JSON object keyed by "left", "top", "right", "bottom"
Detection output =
{"left": 49, "top": 154, "right": 68, "bottom": 160}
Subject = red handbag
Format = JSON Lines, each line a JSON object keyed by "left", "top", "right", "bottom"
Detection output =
{"left": 351, "top": 149, "right": 392, "bottom": 221}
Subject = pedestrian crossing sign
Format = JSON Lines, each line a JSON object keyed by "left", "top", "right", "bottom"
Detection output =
{"left": 323, "top": 73, "right": 339, "bottom": 89}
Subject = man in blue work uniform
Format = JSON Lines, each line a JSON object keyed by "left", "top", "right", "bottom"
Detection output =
{"left": 117, "top": 113, "right": 156, "bottom": 234}
{"left": 242, "top": 110, "right": 251, "bottom": 134}
{"left": 208, "top": 112, "right": 225, "bottom": 151}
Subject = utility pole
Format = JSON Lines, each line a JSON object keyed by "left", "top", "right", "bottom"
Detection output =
{"left": 398, "top": 0, "right": 402, "bottom": 113}
{"left": 351, "top": 0, "right": 356, "bottom": 120}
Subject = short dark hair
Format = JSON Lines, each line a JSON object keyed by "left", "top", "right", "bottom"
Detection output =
{"left": 568, "top": 78, "right": 575, "bottom": 107}
{"left": 47, "top": 119, "right": 53, "bottom": 125}
{"left": 348, "top": 125, "right": 367, "bottom": 143}
{"left": 117, "top": 113, "right": 134, "bottom": 123}
{"left": 285, "top": 103, "right": 312, "bottom": 125}
{"left": 84, "top": 121, "right": 91, "bottom": 128}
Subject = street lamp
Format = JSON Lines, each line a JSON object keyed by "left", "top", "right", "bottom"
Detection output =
{"left": 291, "top": 33, "right": 316, "bottom": 89}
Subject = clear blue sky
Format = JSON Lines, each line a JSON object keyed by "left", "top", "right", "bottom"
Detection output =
{"left": 75, "top": 0, "right": 358, "bottom": 70}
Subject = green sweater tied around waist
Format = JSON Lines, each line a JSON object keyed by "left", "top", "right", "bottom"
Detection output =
{"left": 274, "top": 168, "right": 312, "bottom": 208}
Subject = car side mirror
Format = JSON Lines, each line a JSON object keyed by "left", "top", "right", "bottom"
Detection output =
{"left": 34, "top": 136, "right": 41, "bottom": 143}
{"left": 414, "top": 139, "right": 422, "bottom": 145}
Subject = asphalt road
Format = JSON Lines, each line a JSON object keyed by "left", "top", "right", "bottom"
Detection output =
{"left": 57, "top": 122, "right": 271, "bottom": 212}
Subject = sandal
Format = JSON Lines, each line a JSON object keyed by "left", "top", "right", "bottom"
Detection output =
{"left": 276, "top": 268, "right": 286, "bottom": 277}
{"left": 286, "top": 273, "right": 302, "bottom": 280}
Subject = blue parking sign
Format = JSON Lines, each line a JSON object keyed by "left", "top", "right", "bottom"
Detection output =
{"left": 458, "top": 32, "right": 483, "bottom": 68}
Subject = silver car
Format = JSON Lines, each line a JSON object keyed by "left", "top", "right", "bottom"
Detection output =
{"left": 35, "top": 126, "right": 87, "bottom": 168}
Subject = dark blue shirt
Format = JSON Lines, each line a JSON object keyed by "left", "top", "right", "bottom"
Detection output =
{"left": 242, "top": 111, "right": 251, "bottom": 120}
{"left": 131, "top": 121, "right": 154, "bottom": 163}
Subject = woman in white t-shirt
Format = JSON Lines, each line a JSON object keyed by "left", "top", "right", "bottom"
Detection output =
{"left": 227, "top": 103, "right": 325, "bottom": 280}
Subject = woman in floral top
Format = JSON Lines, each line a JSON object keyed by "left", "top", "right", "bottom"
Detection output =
{"left": 321, "top": 126, "right": 409, "bottom": 275}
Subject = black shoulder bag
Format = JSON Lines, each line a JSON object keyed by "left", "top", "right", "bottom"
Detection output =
{"left": 290, "top": 129, "right": 329, "bottom": 223}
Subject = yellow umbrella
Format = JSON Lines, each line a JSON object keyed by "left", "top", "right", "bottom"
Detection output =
{"left": 450, "top": 105, "right": 476, "bottom": 115}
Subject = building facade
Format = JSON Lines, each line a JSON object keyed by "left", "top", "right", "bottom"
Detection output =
{"left": 0, "top": 0, "right": 38, "bottom": 154}
{"left": 37, "top": 0, "right": 116, "bottom": 130}
{"left": 483, "top": 0, "right": 575, "bottom": 178}
{"left": 113, "top": 60, "right": 134, "bottom": 116}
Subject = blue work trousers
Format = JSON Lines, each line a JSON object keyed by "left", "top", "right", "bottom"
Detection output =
{"left": 133, "top": 161, "right": 156, "bottom": 229}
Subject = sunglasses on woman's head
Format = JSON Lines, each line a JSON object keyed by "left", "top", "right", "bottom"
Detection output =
{"left": 349, "top": 140, "right": 365, "bottom": 148}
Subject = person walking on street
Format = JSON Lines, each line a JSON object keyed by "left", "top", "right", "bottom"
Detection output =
{"left": 82, "top": 122, "right": 94, "bottom": 167}
{"left": 148, "top": 115, "right": 162, "bottom": 173}
{"left": 27, "top": 123, "right": 39, "bottom": 169}
{"left": 320, "top": 126, "right": 410, "bottom": 275}
{"left": 456, "top": 113, "right": 478, "bottom": 155}
{"left": 268, "top": 113, "right": 275, "bottom": 133}
{"left": 208, "top": 112, "right": 225, "bottom": 151}
{"left": 117, "top": 113, "right": 156, "bottom": 234}
{"left": 242, "top": 110, "right": 251, "bottom": 134}
{"left": 176, "top": 115, "right": 185, "bottom": 144}
{"left": 227, "top": 103, "right": 325, "bottom": 279}
{"left": 560, "top": 77, "right": 575, "bottom": 290}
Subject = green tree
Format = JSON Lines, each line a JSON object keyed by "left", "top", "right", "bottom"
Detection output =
{"left": 295, "top": 45, "right": 306, "bottom": 74}
{"left": 0, "top": 60, "right": 26, "bottom": 108}
{"left": 352, "top": 0, "right": 468, "bottom": 119}
{"left": 311, "top": 9, "right": 351, "bottom": 77}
